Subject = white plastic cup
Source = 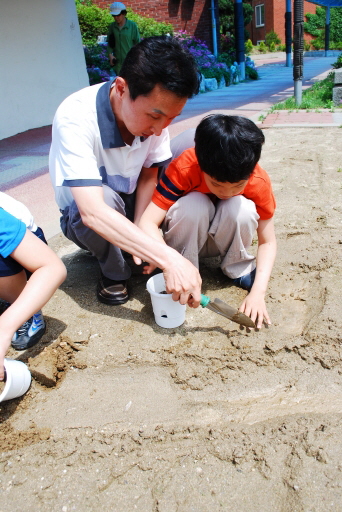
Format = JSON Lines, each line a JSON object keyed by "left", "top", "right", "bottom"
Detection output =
{"left": 0, "top": 358, "right": 32, "bottom": 402}
{"left": 146, "top": 273, "right": 186, "bottom": 328}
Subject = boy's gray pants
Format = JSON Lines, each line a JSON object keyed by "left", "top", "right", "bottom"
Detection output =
{"left": 162, "top": 192, "right": 259, "bottom": 279}
{"left": 161, "top": 128, "right": 259, "bottom": 279}
{"left": 60, "top": 185, "right": 134, "bottom": 281}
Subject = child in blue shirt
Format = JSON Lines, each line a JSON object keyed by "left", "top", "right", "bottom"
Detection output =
{"left": 0, "top": 208, "right": 66, "bottom": 380}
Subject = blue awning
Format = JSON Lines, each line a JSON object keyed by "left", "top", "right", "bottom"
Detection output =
{"left": 306, "top": 0, "right": 342, "bottom": 6}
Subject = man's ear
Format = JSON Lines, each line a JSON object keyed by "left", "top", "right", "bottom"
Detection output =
{"left": 115, "top": 76, "right": 128, "bottom": 98}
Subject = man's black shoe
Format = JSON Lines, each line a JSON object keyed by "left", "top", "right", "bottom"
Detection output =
{"left": 96, "top": 273, "right": 129, "bottom": 305}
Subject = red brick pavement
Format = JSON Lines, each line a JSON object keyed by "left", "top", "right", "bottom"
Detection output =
{"left": 260, "top": 109, "right": 341, "bottom": 128}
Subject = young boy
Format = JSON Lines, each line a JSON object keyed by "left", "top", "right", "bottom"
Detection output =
{"left": 0, "top": 208, "right": 66, "bottom": 380}
{"left": 138, "top": 115, "right": 277, "bottom": 329}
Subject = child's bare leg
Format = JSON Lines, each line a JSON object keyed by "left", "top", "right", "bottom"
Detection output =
{"left": 0, "top": 270, "right": 27, "bottom": 303}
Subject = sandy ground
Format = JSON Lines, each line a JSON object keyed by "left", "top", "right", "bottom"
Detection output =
{"left": 1, "top": 126, "right": 342, "bottom": 511}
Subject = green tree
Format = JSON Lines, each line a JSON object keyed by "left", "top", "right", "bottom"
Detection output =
{"left": 218, "top": 0, "right": 253, "bottom": 37}
{"left": 304, "top": 6, "right": 342, "bottom": 46}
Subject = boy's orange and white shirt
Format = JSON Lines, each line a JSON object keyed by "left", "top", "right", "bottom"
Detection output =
{"left": 152, "top": 147, "right": 276, "bottom": 220}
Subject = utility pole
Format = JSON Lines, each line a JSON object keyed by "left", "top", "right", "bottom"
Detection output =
{"left": 210, "top": 0, "right": 218, "bottom": 57}
{"left": 234, "top": 0, "right": 245, "bottom": 80}
{"left": 293, "top": 0, "right": 304, "bottom": 105}
{"left": 285, "top": 0, "right": 292, "bottom": 67}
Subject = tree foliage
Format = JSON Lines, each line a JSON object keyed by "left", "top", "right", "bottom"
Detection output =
{"left": 304, "top": 6, "right": 342, "bottom": 44}
{"left": 218, "top": 0, "right": 253, "bottom": 36}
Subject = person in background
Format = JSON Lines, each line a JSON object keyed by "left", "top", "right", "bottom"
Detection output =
{"left": 0, "top": 208, "right": 66, "bottom": 380}
{"left": 107, "top": 2, "right": 140, "bottom": 75}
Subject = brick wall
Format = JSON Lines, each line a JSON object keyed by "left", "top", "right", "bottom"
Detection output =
{"left": 93, "top": 0, "right": 216, "bottom": 51}
{"left": 247, "top": 0, "right": 318, "bottom": 45}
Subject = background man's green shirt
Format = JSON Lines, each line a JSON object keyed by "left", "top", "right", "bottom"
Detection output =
{"left": 107, "top": 19, "right": 140, "bottom": 74}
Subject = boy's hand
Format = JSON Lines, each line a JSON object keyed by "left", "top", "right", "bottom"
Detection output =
{"left": 132, "top": 255, "right": 157, "bottom": 274}
{"left": 0, "top": 343, "right": 9, "bottom": 381}
{"left": 239, "top": 290, "right": 271, "bottom": 329}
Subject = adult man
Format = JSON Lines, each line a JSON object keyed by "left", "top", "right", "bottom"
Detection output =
{"left": 49, "top": 36, "right": 201, "bottom": 308}
{"left": 107, "top": 2, "right": 140, "bottom": 75}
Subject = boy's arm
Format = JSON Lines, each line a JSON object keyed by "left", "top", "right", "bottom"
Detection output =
{"left": 0, "top": 230, "right": 67, "bottom": 380}
{"left": 239, "top": 217, "right": 277, "bottom": 329}
{"left": 134, "top": 201, "right": 168, "bottom": 272}
{"left": 133, "top": 166, "right": 159, "bottom": 226}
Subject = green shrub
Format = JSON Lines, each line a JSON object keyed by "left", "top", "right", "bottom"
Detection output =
{"left": 332, "top": 54, "right": 342, "bottom": 69}
{"left": 269, "top": 42, "right": 276, "bottom": 52}
{"left": 76, "top": 3, "right": 112, "bottom": 45}
{"left": 201, "top": 66, "right": 231, "bottom": 86}
{"left": 312, "top": 39, "right": 323, "bottom": 50}
{"left": 218, "top": 52, "right": 234, "bottom": 68}
{"left": 304, "top": 6, "right": 342, "bottom": 44}
{"left": 265, "top": 30, "right": 281, "bottom": 47}
{"left": 127, "top": 8, "right": 173, "bottom": 38}
{"left": 245, "top": 38, "right": 253, "bottom": 55}
{"left": 258, "top": 41, "right": 267, "bottom": 53}
{"left": 245, "top": 66, "right": 259, "bottom": 80}
{"left": 304, "top": 40, "right": 312, "bottom": 51}
{"left": 276, "top": 43, "right": 286, "bottom": 52}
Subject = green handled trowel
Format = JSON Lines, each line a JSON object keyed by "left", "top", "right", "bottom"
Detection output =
{"left": 200, "top": 294, "right": 255, "bottom": 328}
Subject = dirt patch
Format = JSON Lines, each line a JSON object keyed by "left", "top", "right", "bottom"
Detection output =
{"left": 1, "top": 127, "right": 342, "bottom": 511}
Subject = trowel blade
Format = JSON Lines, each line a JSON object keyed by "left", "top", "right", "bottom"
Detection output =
{"left": 207, "top": 298, "right": 255, "bottom": 328}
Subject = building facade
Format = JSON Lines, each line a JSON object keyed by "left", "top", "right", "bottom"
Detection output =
{"left": 246, "top": 0, "right": 317, "bottom": 45}
{"left": 0, "top": 0, "right": 88, "bottom": 139}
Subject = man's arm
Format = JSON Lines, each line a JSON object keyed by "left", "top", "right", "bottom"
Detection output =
{"left": 238, "top": 217, "right": 277, "bottom": 329}
{"left": 71, "top": 186, "right": 202, "bottom": 306}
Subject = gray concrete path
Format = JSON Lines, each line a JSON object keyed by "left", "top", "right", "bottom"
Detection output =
{"left": 0, "top": 53, "right": 339, "bottom": 240}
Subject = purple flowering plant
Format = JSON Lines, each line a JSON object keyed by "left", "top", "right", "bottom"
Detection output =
{"left": 84, "top": 42, "right": 112, "bottom": 85}
{"left": 175, "top": 31, "right": 232, "bottom": 86}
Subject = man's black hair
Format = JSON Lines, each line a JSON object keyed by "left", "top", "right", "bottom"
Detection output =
{"left": 119, "top": 35, "right": 200, "bottom": 100}
{"left": 194, "top": 114, "right": 265, "bottom": 183}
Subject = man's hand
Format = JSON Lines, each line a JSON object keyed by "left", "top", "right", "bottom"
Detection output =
{"left": 162, "top": 251, "right": 202, "bottom": 308}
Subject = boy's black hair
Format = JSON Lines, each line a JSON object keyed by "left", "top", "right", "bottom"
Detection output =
{"left": 194, "top": 114, "right": 265, "bottom": 183}
{"left": 119, "top": 36, "right": 200, "bottom": 100}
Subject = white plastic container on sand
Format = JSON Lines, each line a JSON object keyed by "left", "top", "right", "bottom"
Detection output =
{"left": 0, "top": 358, "right": 31, "bottom": 402}
{"left": 146, "top": 273, "right": 186, "bottom": 328}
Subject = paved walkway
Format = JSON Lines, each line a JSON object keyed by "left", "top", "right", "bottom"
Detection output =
{"left": 0, "top": 53, "right": 341, "bottom": 239}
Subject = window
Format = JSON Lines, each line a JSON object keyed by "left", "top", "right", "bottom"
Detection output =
{"left": 255, "top": 4, "right": 265, "bottom": 27}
